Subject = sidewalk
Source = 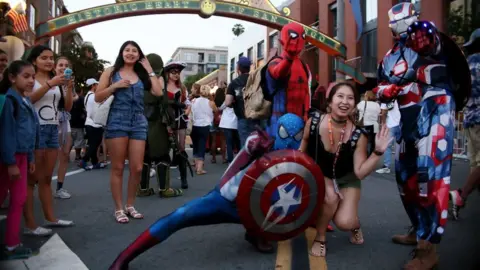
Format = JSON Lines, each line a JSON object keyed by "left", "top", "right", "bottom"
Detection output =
{"left": 0, "top": 234, "right": 88, "bottom": 270}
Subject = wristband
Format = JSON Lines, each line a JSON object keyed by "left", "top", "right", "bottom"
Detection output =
{"left": 373, "top": 150, "right": 384, "bottom": 156}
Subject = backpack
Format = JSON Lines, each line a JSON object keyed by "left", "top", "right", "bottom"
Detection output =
{"left": 243, "top": 56, "right": 309, "bottom": 120}
{"left": 0, "top": 94, "right": 18, "bottom": 120}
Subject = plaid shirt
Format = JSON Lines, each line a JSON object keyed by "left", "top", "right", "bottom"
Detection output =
{"left": 464, "top": 53, "right": 480, "bottom": 128}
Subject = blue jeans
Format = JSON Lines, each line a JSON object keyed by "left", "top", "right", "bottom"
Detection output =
{"left": 192, "top": 125, "right": 210, "bottom": 160}
{"left": 222, "top": 128, "right": 236, "bottom": 162}
{"left": 384, "top": 126, "right": 399, "bottom": 167}
{"left": 237, "top": 118, "right": 265, "bottom": 147}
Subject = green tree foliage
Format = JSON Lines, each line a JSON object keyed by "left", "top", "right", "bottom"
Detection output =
{"left": 183, "top": 73, "right": 206, "bottom": 91}
{"left": 232, "top": 23, "right": 245, "bottom": 37}
{"left": 447, "top": 5, "right": 480, "bottom": 46}
{"left": 60, "top": 38, "right": 109, "bottom": 92}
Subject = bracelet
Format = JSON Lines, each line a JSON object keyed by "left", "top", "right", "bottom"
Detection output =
{"left": 46, "top": 81, "right": 52, "bottom": 88}
{"left": 373, "top": 150, "right": 384, "bottom": 156}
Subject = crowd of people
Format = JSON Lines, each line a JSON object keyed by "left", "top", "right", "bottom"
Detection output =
{"left": 0, "top": 3, "right": 479, "bottom": 270}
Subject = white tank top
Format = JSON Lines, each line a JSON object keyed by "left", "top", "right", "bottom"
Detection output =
{"left": 33, "top": 80, "right": 61, "bottom": 125}
{"left": 192, "top": 97, "right": 213, "bottom": 127}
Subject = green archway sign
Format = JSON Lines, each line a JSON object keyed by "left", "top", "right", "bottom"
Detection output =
{"left": 35, "top": 0, "right": 366, "bottom": 84}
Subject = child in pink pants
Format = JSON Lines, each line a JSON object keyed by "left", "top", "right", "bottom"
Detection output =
{"left": 0, "top": 60, "right": 38, "bottom": 260}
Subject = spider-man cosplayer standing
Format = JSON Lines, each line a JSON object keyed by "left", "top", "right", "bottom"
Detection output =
{"left": 374, "top": 3, "right": 471, "bottom": 269}
{"left": 264, "top": 22, "right": 311, "bottom": 137}
{"left": 109, "top": 114, "right": 325, "bottom": 270}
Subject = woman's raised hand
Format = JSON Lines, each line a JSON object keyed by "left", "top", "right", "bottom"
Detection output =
{"left": 374, "top": 124, "right": 393, "bottom": 154}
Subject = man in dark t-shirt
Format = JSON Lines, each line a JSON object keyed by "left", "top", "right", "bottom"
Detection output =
{"left": 69, "top": 88, "right": 86, "bottom": 160}
{"left": 220, "top": 57, "right": 253, "bottom": 146}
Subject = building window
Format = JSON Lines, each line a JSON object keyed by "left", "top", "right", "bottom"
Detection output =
{"left": 269, "top": 32, "right": 280, "bottom": 50}
{"left": 185, "top": 64, "right": 194, "bottom": 71}
{"left": 50, "top": 36, "right": 55, "bottom": 51}
{"left": 361, "top": 29, "right": 378, "bottom": 74}
{"left": 55, "top": 39, "right": 60, "bottom": 54}
{"left": 230, "top": 58, "right": 235, "bottom": 72}
{"left": 330, "top": 57, "right": 336, "bottom": 82}
{"left": 330, "top": 4, "right": 337, "bottom": 38}
{"left": 198, "top": 52, "right": 205, "bottom": 63}
{"left": 56, "top": 7, "right": 60, "bottom": 16}
{"left": 365, "top": 0, "right": 378, "bottom": 22}
{"left": 247, "top": 47, "right": 253, "bottom": 60}
{"left": 29, "top": 5, "right": 36, "bottom": 30}
{"left": 208, "top": 54, "right": 216, "bottom": 62}
{"left": 239, "top": 53, "right": 244, "bottom": 59}
{"left": 219, "top": 54, "right": 227, "bottom": 63}
{"left": 51, "top": 0, "right": 56, "bottom": 15}
{"left": 257, "top": 41, "right": 265, "bottom": 59}
{"left": 184, "top": 52, "right": 194, "bottom": 61}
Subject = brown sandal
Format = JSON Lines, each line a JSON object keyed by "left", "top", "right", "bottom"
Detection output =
{"left": 350, "top": 228, "right": 364, "bottom": 245}
{"left": 309, "top": 240, "right": 327, "bottom": 257}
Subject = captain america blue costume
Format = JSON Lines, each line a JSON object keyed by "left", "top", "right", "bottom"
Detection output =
{"left": 109, "top": 114, "right": 318, "bottom": 269}
{"left": 373, "top": 3, "right": 470, "bottom": 269}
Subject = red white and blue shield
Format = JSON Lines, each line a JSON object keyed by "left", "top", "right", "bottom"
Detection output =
{"left": 236, "top": 149, "right": 325, "bottom": 241}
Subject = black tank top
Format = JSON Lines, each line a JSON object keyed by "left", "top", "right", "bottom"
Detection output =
{"left": 307, "top": 110, "right": 365, "bottom": 179}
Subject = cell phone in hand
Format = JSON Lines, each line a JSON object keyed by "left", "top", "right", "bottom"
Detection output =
{"left": 64, "top": 68, "right": 73, "bottom": 80}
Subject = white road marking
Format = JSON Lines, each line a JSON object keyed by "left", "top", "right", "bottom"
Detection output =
{"left": 0, "top": 234, "right": 88, "bottom": 270}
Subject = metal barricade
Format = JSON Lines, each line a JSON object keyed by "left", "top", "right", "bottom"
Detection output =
{"left": 453, "top": 111, "right": 469, "bottom": 160}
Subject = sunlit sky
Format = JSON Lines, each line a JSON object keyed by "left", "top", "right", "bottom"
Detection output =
{"left": 63, "top": 0, "right": 287, "bottom": 64}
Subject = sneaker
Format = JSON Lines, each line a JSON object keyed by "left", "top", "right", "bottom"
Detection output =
{"left": 376, "top": 166, "right": 391, "bottom": 174}
{"left": 150, "top": 168, "right": 156, "bottom": 178}
{"left": 78, "top": 160, "right": 92, "bottom": 171}
{"left": 449, "top": 189, "right": 465, "bottom": 220}
{"left": 92, "top": 163, "right": 107, "bottom": 169}
{"left": 54, "top": 188, "right": 71, "bottom": 199}
{"left": 23, "top": 226, "right": 53, "bottom": 236}
{"left": 44, "top": 219, "right": 74, "bottom": 227}
{"left": 2, "top": 244, "right": 33, "bottom": 260}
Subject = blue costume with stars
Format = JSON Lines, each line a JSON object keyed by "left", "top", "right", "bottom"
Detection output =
{"left": 110, "top": 114, "right": 305, "bottom": 270}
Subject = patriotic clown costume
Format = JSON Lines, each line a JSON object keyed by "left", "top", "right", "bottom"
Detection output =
{"left": 109, "top": 113, "right": 325, "bottom": 270}
{"left": 374, "top": 3, "right": 471, "bottom": 269}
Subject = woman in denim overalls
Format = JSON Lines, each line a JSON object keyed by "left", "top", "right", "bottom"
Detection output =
{"left": 95, "top": 41, "right": 163, "bottom": 224}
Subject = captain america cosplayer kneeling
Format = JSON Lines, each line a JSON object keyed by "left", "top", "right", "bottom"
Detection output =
{"left": 264, "top": 22, "right": 311, "bottom": 137}
{"left": 109, "top": 114, "right": 324, "bottom": 270}
{"left": 374, "top": 3, "right": 471, "bottom": 269}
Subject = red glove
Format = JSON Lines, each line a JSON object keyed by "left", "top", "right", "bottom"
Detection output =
{"left": 380, "top": 84, "right": 402, "bottom": 100}
{"left": 245, "top": 129, "right": 274, "bottom": 157}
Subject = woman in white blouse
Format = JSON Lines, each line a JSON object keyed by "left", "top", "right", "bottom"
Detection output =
{"left": 191, "top": 85, "right": 216, "bottom": 174}
{"left": 356, "top": 91, "right": 381, "bottom": 155}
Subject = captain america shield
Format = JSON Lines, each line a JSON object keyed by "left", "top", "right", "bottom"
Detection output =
{"left": 236, "top": 149, "right": 325, "bottom": 241}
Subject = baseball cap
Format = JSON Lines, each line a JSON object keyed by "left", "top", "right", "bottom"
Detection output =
{"left": 237, "top": 57, "right": 251, "bottom": 68}
{"left": 86, "top": 78, "right": 99, "bottom": 86}
{"left": 464, "top": 28, "right": 480, "bottom": 47}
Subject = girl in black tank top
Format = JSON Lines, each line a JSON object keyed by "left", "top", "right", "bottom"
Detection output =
{"left": 298, "top": 82, "right": 392, "bottom": 257}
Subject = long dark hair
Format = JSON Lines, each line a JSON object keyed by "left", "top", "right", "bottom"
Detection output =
{"left": 326, "top": 81, "right": 360, "bottom": 123}
{"left": 26, "top": 45, "right": 55, "bottom": 79}
{"left": 110, "top": 41, "right": 151, "bottom": 91}
{"left": 214, "top": 87, "right": 226, "bottom": 107}
{"left": 0, "top": 60, "right": 33, "bottom": 94}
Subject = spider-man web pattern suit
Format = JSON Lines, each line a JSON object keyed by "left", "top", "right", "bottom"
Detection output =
{"left": 264, "top": 22, "right": 311, "bottom": 138}
{"left": 109, "top": 114, "right": 306, "bottom": 270}
{"left": 374, "top": 4, "right": 454, "bottom": 251}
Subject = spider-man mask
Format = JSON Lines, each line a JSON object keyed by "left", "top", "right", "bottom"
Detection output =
{"left": 280, "top": 22, "right": 306, "bottom": 57}
{"left": 406, "top": 21, "right": 438, "bottom": 56}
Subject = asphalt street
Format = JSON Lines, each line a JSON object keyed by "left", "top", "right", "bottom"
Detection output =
{"left": 1, "top": 153, "right": 479, "bottom": 270}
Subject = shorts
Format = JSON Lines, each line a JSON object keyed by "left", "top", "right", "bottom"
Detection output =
{"left": 38, "top": 124, "right": 59, "bottom": 149}
{"left": 105, "top": 111, "right": 147, "bottom": 141}
{"left": 336, "top": 173, "right": 362, "bottom": 189}
{"left": 466, "top": 125, "right": 480, "bottom": 167}
{"left": 71, "top": 128, "right": 86, "bottom": 148}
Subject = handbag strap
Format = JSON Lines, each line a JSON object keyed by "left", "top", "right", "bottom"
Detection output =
{"left": 360, "top": 100, "right": 367, "bottom": 121}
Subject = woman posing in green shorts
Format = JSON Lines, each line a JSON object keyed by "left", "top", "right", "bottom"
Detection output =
{"left": 299, "top": 82, "right": 391, "bottom": 257}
